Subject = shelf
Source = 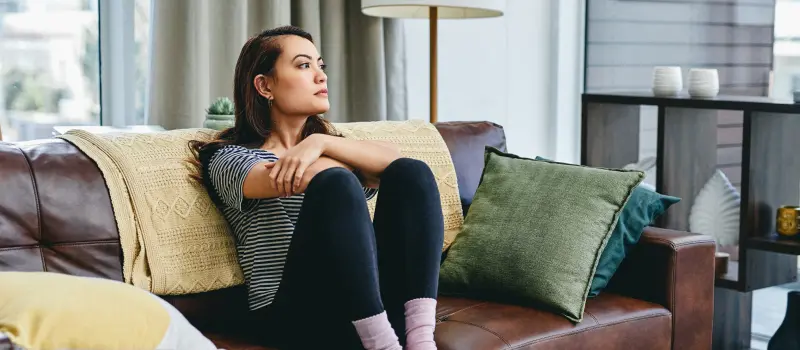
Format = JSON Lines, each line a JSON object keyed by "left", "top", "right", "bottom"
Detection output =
{"left": 583, "top": 90, "right": 800, "bottom": 114}
{"left": 715, "top": 261, "right": 740, "bottom": 289}
{"left": 748, "top": 234, "right": 800, "bottom": 255}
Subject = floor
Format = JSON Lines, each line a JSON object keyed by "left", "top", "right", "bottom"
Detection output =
{"left": 750, "top": 280, "right": 800, "bottom": 349}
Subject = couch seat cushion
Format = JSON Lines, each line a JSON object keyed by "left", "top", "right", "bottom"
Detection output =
{"left": 435, "top": 294, "right": 671, "bottom": 350}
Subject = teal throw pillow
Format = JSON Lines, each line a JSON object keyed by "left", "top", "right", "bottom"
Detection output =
{"left": 534, "top": 157, "right": 680, "bottom": 297}
{"left": 439, "top": 147, "right": 644, "bottom": 323}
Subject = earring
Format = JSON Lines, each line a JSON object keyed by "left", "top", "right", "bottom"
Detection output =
{"left": 267, "top": 98, "right": 273, "bottom": 109}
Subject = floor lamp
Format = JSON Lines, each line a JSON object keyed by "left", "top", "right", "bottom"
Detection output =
{"left": 361, "top": 0, "right": 504, "bottom": 123}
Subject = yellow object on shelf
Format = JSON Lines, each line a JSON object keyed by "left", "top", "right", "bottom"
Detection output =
{"left": 777, "top": 205, "right": 800, "bottom": 236}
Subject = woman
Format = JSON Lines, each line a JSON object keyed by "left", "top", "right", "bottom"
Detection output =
{"left": 189, "top": 26, "right": 444, "bottom": 350}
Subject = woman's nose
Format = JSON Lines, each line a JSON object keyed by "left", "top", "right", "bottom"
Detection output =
{"left": 314, "top": 67, "right": 328, "bottom": 84}
{"left": 316, "top": 70, "right": 327, "bottom": 84}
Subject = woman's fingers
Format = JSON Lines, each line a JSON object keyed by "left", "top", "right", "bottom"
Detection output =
{"left": 293, "top": 161, "right": 309, "bottom": 194}
{"left": 281, "top": 158, "right": 299, "bottom": 197}
{"left": 264, "top": 162, "right": 277, "bottom": 189}
{"left": 269, "top": 160, "right": 284, "bottom": 195}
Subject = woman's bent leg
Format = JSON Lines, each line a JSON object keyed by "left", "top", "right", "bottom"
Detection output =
{"left": 373, "top": 158, "right": 445, "bottom": 349}
{"left": 258, "top": 167, "right": 400, "bottom": 350}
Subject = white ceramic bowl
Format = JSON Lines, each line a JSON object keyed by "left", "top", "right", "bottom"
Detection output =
{"left": 688, "top": 69, "right": 719, "bottom": 98}
{"left": 652, "top": 66, "right": 683, "bottom": 96}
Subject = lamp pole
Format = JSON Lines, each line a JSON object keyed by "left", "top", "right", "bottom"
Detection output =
{"left": 429, "top": 6, "right": 438, "bottom": 124}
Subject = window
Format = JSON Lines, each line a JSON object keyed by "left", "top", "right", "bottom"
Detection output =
{"left": 133, "top": 0, "right": 150, "bottom": 125}
{"left": 0, "top": 0, "right": 98, "bottom": 141}
{"left": 773, "top": 0, "right": 800, "bottom": 100}
{"left": 0, "top": 0, "right": 151, "bottom": 142}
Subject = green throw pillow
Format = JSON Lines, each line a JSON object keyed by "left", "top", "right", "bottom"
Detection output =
{"left": 534, "top": 157, "right": 680, "bottom": 297}
{"left": 439, "top": 147, "right": 644, "bottom": 323}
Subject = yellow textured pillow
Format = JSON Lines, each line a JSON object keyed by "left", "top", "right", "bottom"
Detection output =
{"left": 333, "top": 120, "right": 464, "bottom": 250}
{"left": 0, "top": 272, "right": 217, "bottom": 350}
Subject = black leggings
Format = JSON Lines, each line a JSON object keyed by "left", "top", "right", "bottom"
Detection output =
{"left": 254, "top": 158, "right": 445, "bottom": 349}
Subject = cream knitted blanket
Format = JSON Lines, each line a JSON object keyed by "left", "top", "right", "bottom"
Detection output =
{"left": 57, "top": 128, "right": 244, "bottom": 295}
{"left": 56, "top": 120, "right": 463, "bottom": 295}
{"left": 333, "top": 120, "right": 464, "bottom": 250}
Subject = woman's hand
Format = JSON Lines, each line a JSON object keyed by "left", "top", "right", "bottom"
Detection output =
{"left": 269, "top": 134, "right": 326, "bottom": 197}
{"left": 293, "top": 157, "right": 353, "bottom": 194}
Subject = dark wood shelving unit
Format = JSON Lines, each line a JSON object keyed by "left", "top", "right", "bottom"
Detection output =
{"left": 716, "top": 260, "right": 739, "bottom": 289}
{"left": 582, "top": 90, "right": 800, "bottom": 350}
{"left": 748, "top": 234, "right": 800, "bottom": 255}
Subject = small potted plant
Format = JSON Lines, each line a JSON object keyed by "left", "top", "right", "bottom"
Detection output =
{"left": 203, "top": 97, "right": 235, "bottom": 130}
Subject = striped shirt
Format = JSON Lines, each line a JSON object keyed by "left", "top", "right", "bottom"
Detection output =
{"left": 205, "top": 145, "right": 377, "bottom": 310}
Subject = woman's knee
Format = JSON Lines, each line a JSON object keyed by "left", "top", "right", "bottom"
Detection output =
{"left": 305, "top": 167, "right": 364, "bottom": 200}
{"left": 382, "top": 158, "right": 436, "bottom": 190}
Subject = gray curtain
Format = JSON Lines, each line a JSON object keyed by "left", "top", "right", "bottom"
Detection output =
{"left": 146, "top": 0, "right": 407, "bottom": 130}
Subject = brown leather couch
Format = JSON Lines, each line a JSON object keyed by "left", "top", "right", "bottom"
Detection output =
{"left": 0, "top": 121, "right": 715, "bottom": 350}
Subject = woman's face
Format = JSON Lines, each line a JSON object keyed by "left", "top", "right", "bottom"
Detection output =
{"left": 257, "top": 35, "right": 329, "bottom": 117}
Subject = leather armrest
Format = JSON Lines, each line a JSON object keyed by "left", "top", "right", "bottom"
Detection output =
{"left": 605, "top": 226, "right": 715, "bottom": 350}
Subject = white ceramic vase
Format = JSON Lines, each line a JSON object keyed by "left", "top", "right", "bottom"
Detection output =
{"left": 652, "top": 66, "right": 683, "bottom": 97}
{"left": 203, "top": 114, "right": 234, "bottom": 131}
{"left": 688, "top": 68, "right": 720, "bottom": 98}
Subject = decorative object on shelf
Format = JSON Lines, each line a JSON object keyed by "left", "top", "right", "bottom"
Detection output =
{"left": 361, "top": 0, "right": 504, "bottom": 123}
{"left": 777, "top": 206, "right": 800, "bottom": 237}
{"left": 652, "top": 66, "right": 682, "bottom": 97}
{"left": 793, "top": 90, "right": 800, "bottom": 104}
{"left": 689, "top": 169, "right": 741, "bottom": 247}
{"left": 715, "top": 252, "right": 730, "bottom": 278}
{"left": 203, "top": 97, "right": 235, "bottom": 131}
{"left": 767, "top": 291, "right": 800, "bottom": 350}
{"left": 688, "top": 68, "right": 720, "bottom": 98}
{"left": 622, "top": 156, "right": 656, "bottom": 190}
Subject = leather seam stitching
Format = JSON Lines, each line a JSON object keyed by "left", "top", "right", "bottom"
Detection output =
{"left": 586, "top": 310, "right": 599, "bottom": 324}
{"left": 0, "top": 240, "right": 120, "bottom": 251}
{"left": 436, "top": 302, "right": 488, "bottom": 320}
{"left": 16, "top": 144, "right": 46, "bottom": 271}
{"left": 510, "top": 312, "right": 670, "bottom": 349}
{"left": 441, "top": 319, "right": 511, "bottom": 348}
{"left": 645, "top": 237, "right": 715, "bottom": 251}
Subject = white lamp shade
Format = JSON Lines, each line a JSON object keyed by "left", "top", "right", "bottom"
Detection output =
{"left": 361, "top": 0, "right": 504, "bottom": 19}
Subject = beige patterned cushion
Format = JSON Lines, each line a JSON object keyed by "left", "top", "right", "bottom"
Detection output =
{"left": 334, "top": 120, "right": 464, "bottom": 250}
{"left": 58, "top": 128, "right": 243, "bottom": 295}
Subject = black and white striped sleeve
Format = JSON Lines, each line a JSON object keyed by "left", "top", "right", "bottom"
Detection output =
{"left": 207, "top": 146, "right": 263, "bottom": 212}
{"left": 364, "top": 187, "right": 378, "bottom": 200}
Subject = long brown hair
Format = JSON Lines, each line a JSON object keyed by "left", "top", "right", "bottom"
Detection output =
{"left": 188, "top": 26, "right": 338, "bottom": 185}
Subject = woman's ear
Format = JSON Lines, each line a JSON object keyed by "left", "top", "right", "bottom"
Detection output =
{"left": 253, "top": 74, "right": 272, "bottom": 100}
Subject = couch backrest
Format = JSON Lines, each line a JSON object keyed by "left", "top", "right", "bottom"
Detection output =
{"left": 435, "top": 121, "right": 507, "bottom": 214}
{"left": 0, "top": 140, "right": 122, "bottom": 279}
{"left": 0, "top": 121, "right": 506, "bottom": 332}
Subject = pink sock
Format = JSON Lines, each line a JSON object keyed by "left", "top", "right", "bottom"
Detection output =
{"left": 352, "top": 311, "right": 402, "bottom": 350}
{"left": 404, "top": 298, "right": 438, "bottom": 350}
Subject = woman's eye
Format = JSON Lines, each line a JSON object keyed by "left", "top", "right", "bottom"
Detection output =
{"left": 320, "top": 63, "right": 327, "bottom": 70}
{"left": 299, "top": 63, "right": 310, "bottom": 69}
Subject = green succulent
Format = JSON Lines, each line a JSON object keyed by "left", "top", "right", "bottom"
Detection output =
{"left": 206, "top": 97, "right": 235, "bottom": 115}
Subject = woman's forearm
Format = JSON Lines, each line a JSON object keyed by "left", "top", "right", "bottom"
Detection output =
{"left": 316, "top": 134, "right": 401, "bottom": 178}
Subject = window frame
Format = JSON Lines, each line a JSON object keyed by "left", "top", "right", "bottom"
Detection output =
{"left": 98, "top": 0, "right": 140, "bottom": 127}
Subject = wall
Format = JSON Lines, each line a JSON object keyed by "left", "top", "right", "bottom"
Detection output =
{"left": 585, "top": 0, "right": 774, "bottom": 94}
{"left": 585, "top": 0, "right": 776, "bottom": 192}
{"left": 403, "top": 0, "right": 585, "bottom": 161}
